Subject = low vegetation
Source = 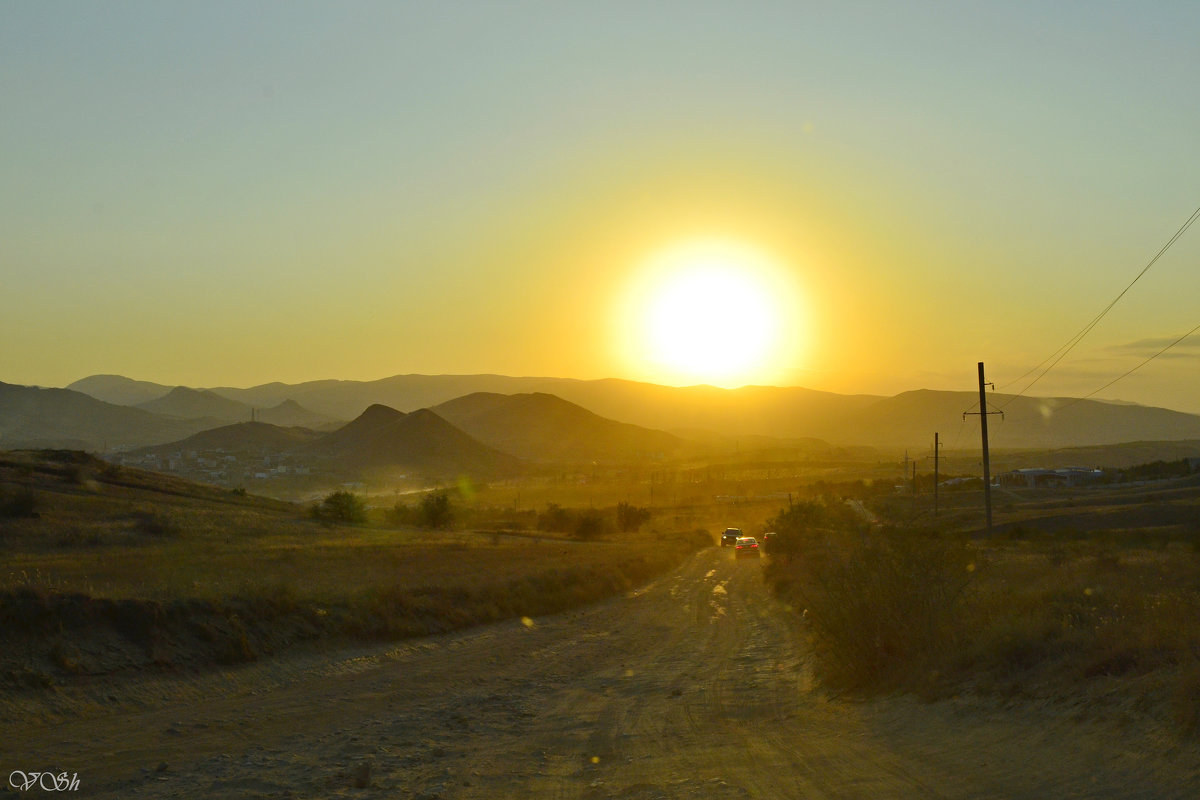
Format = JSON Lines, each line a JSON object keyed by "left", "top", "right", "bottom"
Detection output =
{"left": 9, "top": 444, "right": 1200, "bottom": 737}
{"left": 387, "top": 490, "right": 454, "bottom": 529}
{"left": 0, "top": 451, "right": 708, "bottom": 691}
{"left": 310, "top": 490, "right": 368, "bottom": 524}
{"left": 764, "top": 479, "right": 1200, "bottom": 734}
{"left": 0, "top": 486, "right": 39, "bottom": 519}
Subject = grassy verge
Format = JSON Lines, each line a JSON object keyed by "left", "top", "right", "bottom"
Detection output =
{"left": 764, "top": 500, "right": 1200, "bottom": 734}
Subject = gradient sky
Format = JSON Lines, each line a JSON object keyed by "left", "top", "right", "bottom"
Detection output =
{"left": 3, "top": 1, "right": 1199, "bottom": 412}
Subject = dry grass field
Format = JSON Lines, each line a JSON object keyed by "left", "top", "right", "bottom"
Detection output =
{"left": 764, "top": 476, "right": 1200, "bottom": 735}
{"left": 8, "top": 446, "right": 1200, "bottom": 739}
{"left": 0, "top": 451, "right": 707, "bottom": 690}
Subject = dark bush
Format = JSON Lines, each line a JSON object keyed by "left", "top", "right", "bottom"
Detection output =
{"left": 386, "top": 501, "right": 415, "bottom": 527}
{"left": 0, "top": 487, "right": 38, "bottom": 519}
{"left": 311, "top": 491, "right": 367, "bottom": 524}
{"left": 132, "top": 510, "right": 180, "bottom": 536}
{"left": 418, "top": 491, "right": 453, "bottom": 529}
{"left": 537, "top": 503, "right": 572, "bottom": 533}
{"left": 617, "top": 502, "right": 651, "bottom": 532}
{"left": 573, "top": 509, "right": 611, "bottom": 540}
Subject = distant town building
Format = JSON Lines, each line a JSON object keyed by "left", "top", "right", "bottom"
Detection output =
{"left": 999, "top": 468, "right": 1105, "bottom": 489}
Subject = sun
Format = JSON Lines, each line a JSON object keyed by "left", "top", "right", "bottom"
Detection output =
{"left": 618, "top": 239, "right": 804, "bottom": 387}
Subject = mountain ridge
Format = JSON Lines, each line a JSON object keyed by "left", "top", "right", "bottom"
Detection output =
{"left": 431, "top": 391, "right": 684, "bottom": 462}
{"left": 51, "top": 373, "right": 1200, "bottom": 452}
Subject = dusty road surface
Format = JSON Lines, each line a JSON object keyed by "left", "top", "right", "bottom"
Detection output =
{"left": 6, "top": 548, "right": 1199, "bottom": 798}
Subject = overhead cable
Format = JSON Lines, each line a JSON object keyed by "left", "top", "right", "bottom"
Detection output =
{"left": 1052, "top": 320, "right": 1200, "bottom": 413}
{"left": 997, "top": 205, "right": 1200, "bottom": 409}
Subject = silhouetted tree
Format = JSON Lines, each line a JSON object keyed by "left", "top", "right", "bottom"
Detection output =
{"left": 573, "top": 508, "right": 610, "bottom": 540}
{"left": 311, "top": 491, "right": 367, "bottom": 524}
{"left": 418, "top": 491, "right": 453, "bottom": 529}
{"left": 616, "top": 501, "right": 651, "bottom": 532}
{"left": 537, "top": 503, "right": 572, "bottom": 532}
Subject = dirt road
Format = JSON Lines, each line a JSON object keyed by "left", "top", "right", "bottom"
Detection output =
{"left": 6, "top": 548, "right": 1199, "bottom": 798}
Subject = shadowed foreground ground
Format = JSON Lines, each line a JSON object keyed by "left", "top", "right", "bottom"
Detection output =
{"left": 4, "top": 548, "right": 1199, "bottom": 798}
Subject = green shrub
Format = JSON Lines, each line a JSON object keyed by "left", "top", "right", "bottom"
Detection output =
{"left": 311, "top": 491, "right": 367, "bottom": 524}
{"left": 768, "top": 528, "right": 974, "bottom": 691}
{"left": 418, "top": 491, "right": 453, "bottom": 529}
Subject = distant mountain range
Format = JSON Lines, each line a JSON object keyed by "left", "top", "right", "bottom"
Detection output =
{"left": 838, "top": 389, "right": 1200, "bottom": 450}
{"left": 135, "top": 386, "right": 338, "bottom": 429}
{"left": 129, "top": 404, "right": 521, "bottom": 481}
{"left": 4, "top": 373, "right": 1197, "bottom": 456}
{"left": 126, "top": 394, "right": 689, "bottom": 482}
{"left": 0, "top": 381, "right": 211, "bottom": 450}
{"left": 66, "top": 374, "right": 880, "bottom": 436}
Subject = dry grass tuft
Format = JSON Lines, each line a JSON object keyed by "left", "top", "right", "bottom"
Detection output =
{"left": 768, "top": 527, "right": 975, "bottom": 693}
{"left": 765, "top": 498, "right": 1200, "bottom": 733}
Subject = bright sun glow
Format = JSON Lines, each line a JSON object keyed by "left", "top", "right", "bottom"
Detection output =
{"left": 619, "top": 239, "right": 806, "bottom": 387}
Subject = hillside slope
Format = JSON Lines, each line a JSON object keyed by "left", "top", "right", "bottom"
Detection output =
{"left": 136, "top": 386, "right": 251, "bottom": 422}
{"left": 842, "top": 389, "right": 1200, "bottom": 450}
{"left": 432, "top": 392, "right": 683, "bottom": 462}
{"left": 0, "top": 382, "right": 211, "bottom": 450}
{"left": 302, "top": 405, "right": 522, "bottom": 478}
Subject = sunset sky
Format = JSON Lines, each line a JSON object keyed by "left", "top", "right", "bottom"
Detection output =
{"left": 3, "top": 2, "right": 1199, "bottom": 412}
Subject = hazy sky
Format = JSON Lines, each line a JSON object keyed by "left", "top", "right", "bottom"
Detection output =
{"left": 3, "top": 2, "right": 1199, "bottom": 412}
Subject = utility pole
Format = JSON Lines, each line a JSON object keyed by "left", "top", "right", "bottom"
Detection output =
{"left": 933, "top": 432, "right": 941, "bottom": 517}
{"left": 963, "top": 362, "right": 1003, "bottom": 534}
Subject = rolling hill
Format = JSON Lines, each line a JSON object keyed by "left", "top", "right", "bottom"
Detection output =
{"left": 839, "top": 389, "right": 1200, "bottom": 450}
{"left": 66, "top": 374, "right": 172, "bottom": 406}
{"left": 0, "top": 382, "right": 213, "bottom": 451}
{"left": 300, "top": 404, "right": 522, "bottom": 478}
{"left": 259, "top": 399, "right": 339, "bottom": 429}
{"left": 129, "top": 421, "right": 323, "bottom": 457}
{"left": 432, "top": 392, "right": 683, "bottom": 462}
{"left": 132, "top": 386, "right": 337, "bottom": 429}
{"left": 136, "top": 386, "right": 251, "bottom": 421}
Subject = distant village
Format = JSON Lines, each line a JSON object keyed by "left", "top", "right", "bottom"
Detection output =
{"left": 114, "top": 447, "right": 312, "bottom": 489}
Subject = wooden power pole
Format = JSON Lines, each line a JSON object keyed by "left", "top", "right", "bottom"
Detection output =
{"left": 933, "top": 432, "right": 941, "bottom": 517}
{"left": 964, "top": 362, "right": 1002, "bottom": 534}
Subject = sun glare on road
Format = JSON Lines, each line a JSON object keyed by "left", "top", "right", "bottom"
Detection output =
{"left": 619, "top": 239, "right": 805, "bottom": 387}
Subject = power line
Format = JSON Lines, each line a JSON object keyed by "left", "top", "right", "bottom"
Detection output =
{"left": 997, "top": 205, "right": 1200, "bottom": 409}
{"left": 1051, "top": 319, "right": 1200, "bottom": 413}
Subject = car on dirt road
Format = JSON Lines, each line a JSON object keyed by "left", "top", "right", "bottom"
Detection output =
{"left": 721, "top": 527, "right": 742, "bottom": 547}
{"left": 734, "top": 537, "right": 760, "bottom": 558}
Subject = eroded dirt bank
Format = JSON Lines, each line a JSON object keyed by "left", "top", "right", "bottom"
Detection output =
{"left": 5, "top": 548, "right": 1199, "bottom": 798}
